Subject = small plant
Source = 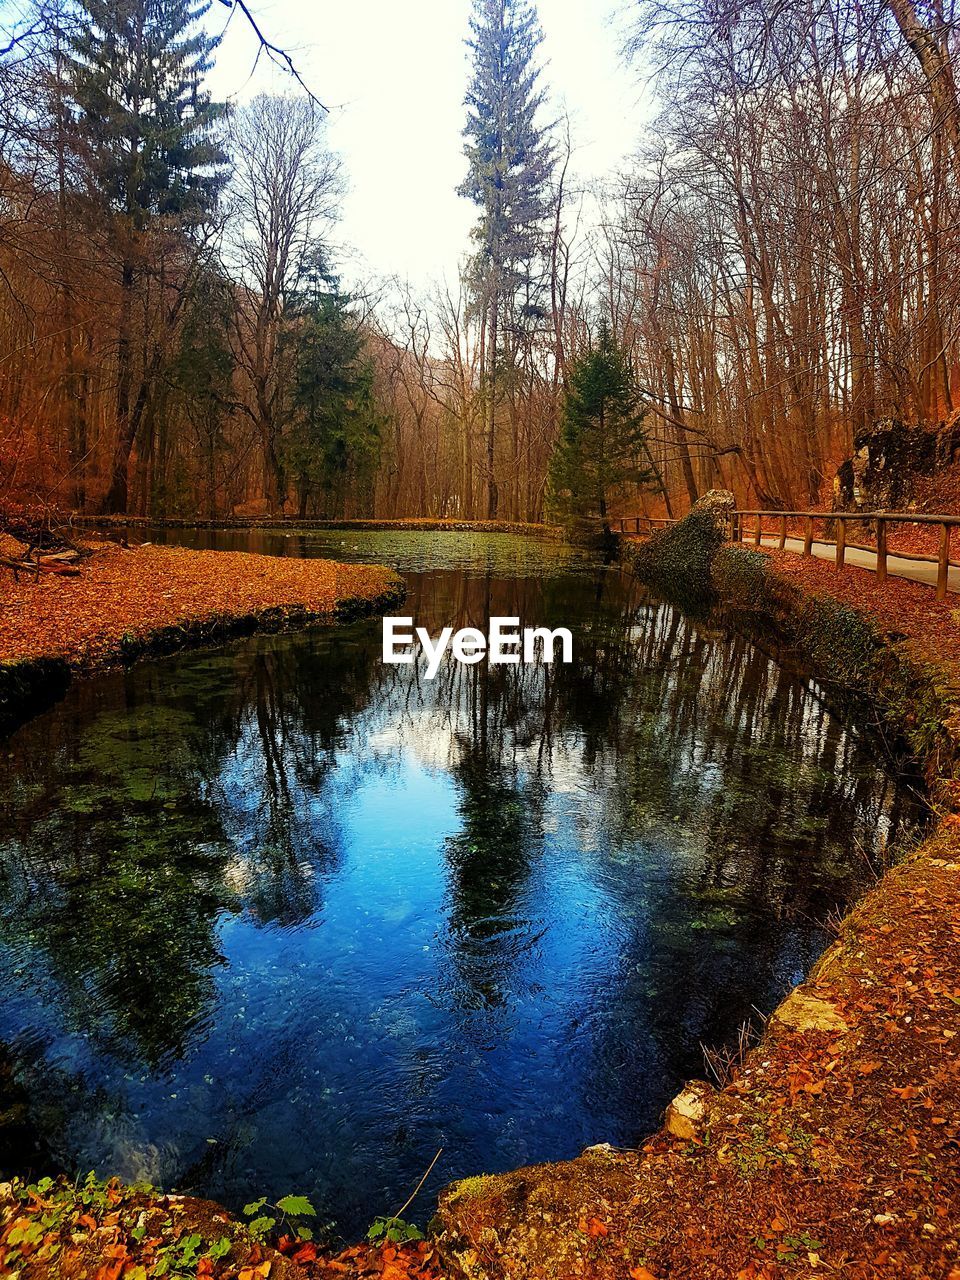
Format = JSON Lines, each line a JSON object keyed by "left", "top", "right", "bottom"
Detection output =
{"left": 366, "top": 1214, "right": 425, "bottom": 1245}
{"left": 363, "top": 1146, "right": 442, "bottom": 1251}
{"left": 243, "top": 1192, "right": 318, "bottom": 1242}
{"left": 0, "top": 1174, "right": 235, "bottom": 1277}
{"left": 207, "top": 1236, "right": 232, "bottom": 1260}
{"left": 701, "top": 1018, "right": 759, "bottom": 1087}
{"left": 777, "top": 1231, "right": 824, "bottom": 1261}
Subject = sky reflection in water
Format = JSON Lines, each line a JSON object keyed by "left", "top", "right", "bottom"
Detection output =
{"left": 0, "top": 531, "right": 923, "bottom": 1236}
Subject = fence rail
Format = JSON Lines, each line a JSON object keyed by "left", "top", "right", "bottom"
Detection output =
{"left": 614, "top": 509, "right": 960, "bottom": 600}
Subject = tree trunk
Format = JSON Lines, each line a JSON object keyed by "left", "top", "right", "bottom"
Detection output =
{"left": 103, "top": 258, "right": 136, "bottom": 514}
{"left": 487, "top": 295, "right": 499, "bottom": 520}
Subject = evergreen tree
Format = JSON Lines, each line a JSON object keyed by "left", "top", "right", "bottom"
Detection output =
{"left": 460, "top": 0, "right": 554, "bottom": 519}
{"left": 67, "top": 0, "right": 227, "bottom": 513}
{"left": 171, "top": 267, "right": 234, "bottom": 518}
{"left": 284, "top": 251, "right": 381, "bottom": 519}
{"left": 547, "top": 327, "right": 653, "bottom": 535}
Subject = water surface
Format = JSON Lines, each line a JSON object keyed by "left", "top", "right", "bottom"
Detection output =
{"left": 0, "top": 531, "right": 922, "bottom": 1235}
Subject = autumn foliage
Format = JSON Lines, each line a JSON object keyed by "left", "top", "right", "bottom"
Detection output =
{"left": 0, "top": 541, "right": 400, "bottom": 670}
{"left": 0, "top": 1177, "right": 449, "bottom": 1280}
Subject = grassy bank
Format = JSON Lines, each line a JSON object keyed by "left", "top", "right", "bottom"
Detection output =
{"left": 0, "top": 541, "right": 404, "bottom": 735}
{"left": 71, "top": 516, "right": 562, "bottom": 538}
{"left": 712, "top": 545, "right": 960, "bottom": 801}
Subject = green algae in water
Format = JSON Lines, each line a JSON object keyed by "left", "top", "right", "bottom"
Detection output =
{"left": 0, "top": 531, "right": 925, "bottom": 1237}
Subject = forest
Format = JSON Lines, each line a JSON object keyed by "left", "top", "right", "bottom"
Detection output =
{"left": 1, "top": 0, "right": 959, "bottom": 525}
{"left": 5, "top": 4, "right": 960, "bottom": 1276}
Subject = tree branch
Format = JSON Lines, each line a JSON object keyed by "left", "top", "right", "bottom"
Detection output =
{"left": 216, "top": 0, "right": 329, "bottom": 113}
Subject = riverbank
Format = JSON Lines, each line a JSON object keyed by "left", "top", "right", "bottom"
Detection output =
{"left": 434, "top": 541, "right": 960, "bottom": 1279}
{"left": 0, "top": 540, "right": 403, "bottom": 734}
{"left": 71, "top": 515, "right": 562, "bottom": 537}
{"left": 710, "top": 545, "right": 960, "bottom": 799}
{"left": 5, "top": 534, "right": 960, "bottom": 1279}
{"left": 0, "top": 1173, "right": 446, "bottom": 1280}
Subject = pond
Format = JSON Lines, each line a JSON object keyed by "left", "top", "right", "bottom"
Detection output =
{"left": 0, "top": 530, "right": 924, "bottom": 1238}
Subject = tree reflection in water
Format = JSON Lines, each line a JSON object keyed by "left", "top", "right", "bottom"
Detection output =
{"left": 0, "top": 535, "right": 924, "bottom": 1236}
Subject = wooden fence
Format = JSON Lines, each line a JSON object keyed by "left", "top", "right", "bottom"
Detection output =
{"left": 613, "top": 510, "right": 960, "bottom": 600}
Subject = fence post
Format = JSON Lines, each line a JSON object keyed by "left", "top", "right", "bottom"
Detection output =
{"left": 779, "top": 514, "right": 787, "bottom": 550}
{"left": 753, "top": 514, "right": 762, "bottom": 547}
{"left": 876, "top": 518, "right": 887, "bottom": 584}
{"left": 835, "top": 517, "right": 846, "bottom": 569}
{"left": 635, "top": 517, "right": 641, "bottom": 534}
{"left": 938, "top": 523, "right": 950, "bottom": 601}
{"left": 804, "top": 516, "right": 813, "bottom": 556}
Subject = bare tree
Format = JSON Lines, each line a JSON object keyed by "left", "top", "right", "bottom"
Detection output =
{"left": 226, "top": 93, "right": 342, "bottom": 513}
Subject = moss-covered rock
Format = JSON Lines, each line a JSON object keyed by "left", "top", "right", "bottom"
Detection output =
{"left": 631, "top": 489, "right": 734, "bottom": 612}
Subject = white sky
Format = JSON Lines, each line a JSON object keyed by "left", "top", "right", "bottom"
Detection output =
{"left": 207, "top": 0, "right": 651, "bottom": 292}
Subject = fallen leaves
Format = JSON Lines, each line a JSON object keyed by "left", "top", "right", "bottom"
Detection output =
{"left": 579, "top": 1216, "right": 610, "bottom": 1237}
{"left": 0, "top": 541, "right": 400, "bottom": 670}
{"left": 760, "top": 546, "right": 960, "bottom": 673}
{"left": 277, "top": 1235, "right": 447, "bottom": 1280}
{"left": 238, "top": 1263, "right": 271, "bottom": 1280}
{"left": 1, "top": 1172, "right": 454, "bottom": 1280}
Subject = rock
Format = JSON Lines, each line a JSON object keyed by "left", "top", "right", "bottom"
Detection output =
{"left": 772, "top": 989, "right": 849, "bottom": 1034}
{"left": 631, "top": 489, "right": 735, "bottom": 613}
{"left": 663, "top": 1080, "right": 715, "bottom": 1141}
{"left": 581, "top": 1142, "right": 616, "bottom": 1157}
{"left": 690, "top": 488, "right": 736, "bottom": 533}
{"left": 833, "top": 417, "right": 960, "bottom": 512}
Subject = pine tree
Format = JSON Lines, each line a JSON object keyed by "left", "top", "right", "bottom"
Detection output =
{"left": 171, "top": 267, "right": 234, "bottom": 518}
{"left": 460, "top": 0, "right": 554, "bottom": 519}
{"left": 285, "top": 251, "right": 381, "bottom": 519}
{"left": 547, "top": 327, "right": 653, "bottom": 535}
{"left": 67, "top": 0, "right": 227, "bottom": 513}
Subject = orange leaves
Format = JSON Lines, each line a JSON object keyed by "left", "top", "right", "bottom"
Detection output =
{"left": 292, "top": 1240, "right": 320, "bottom": 1264}
{"left": 629, "top": 1267, "right": 657, "bottom": 1280}
{"left": 0, "top": 541, "right": 398, "bottom": 670}
{"left": 891, "top": 1083, "right": 921, "bottom": 1100}
{"left": 786, "top": 1067, "right": 826, "bottom": 1099}
{"left": 578, "top": 1215, "right": 610, "bottom": 1237}
{"left": 735, "top": 1264, "right": 779, "bottom": 1280}
{"left": 93, "top": 1258, "right": 125, "bottom": 1280}
{"left": 275, "top": 1234, "right": 444, "bottom": 1280}
{"left": 238, "top": 1263, "right": 271, "bottom": 1280}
